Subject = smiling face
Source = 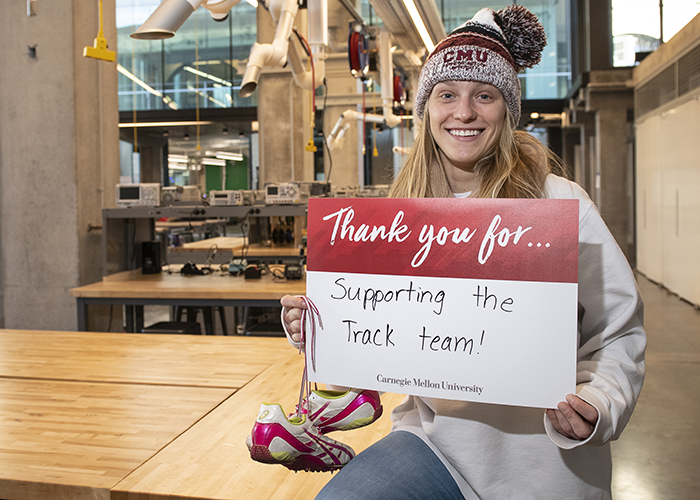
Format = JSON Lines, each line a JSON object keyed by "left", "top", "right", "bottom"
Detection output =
{"left": 428, "top": 80, "right": 507, "bottom": 175}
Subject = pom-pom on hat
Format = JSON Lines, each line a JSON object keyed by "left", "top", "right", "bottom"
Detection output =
{"left": 414, "top": 5, "right": 546, "bottom": 126}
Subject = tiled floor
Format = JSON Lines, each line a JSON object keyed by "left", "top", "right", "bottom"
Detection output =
{"left": 611, "top": 274, "right": 700, "bottom": 499}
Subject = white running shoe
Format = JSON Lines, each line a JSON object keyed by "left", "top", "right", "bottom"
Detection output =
{"left": 300, "top": 388, "right": 383, "bottom": 434}
{"left": 247, "top": 403, "right": 356, "bottom": 472}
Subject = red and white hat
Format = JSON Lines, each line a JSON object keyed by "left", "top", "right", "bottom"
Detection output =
{"left": 414, "top": 6, "right": 547, "bottom": 126}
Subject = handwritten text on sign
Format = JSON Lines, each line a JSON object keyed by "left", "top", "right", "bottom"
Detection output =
{"left": 306, "top": 198, "right": 579, "bottom": 409}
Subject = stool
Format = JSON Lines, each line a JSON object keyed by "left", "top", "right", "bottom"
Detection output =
{"left": 142, "top": 321, "right": 202, "bottom": 335}
{"left": 176, "top": 306, "right": 227, "bottom": 335}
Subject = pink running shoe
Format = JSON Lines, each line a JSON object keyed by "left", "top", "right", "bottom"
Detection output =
{"left": 301, "top": 388, "right": 383, "bottom": 434}
{"left": 247, "top": 403, "right": 356, "bottom": 472}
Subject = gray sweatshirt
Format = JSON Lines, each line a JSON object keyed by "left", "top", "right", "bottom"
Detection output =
{"left": 390, "top": 175, "right": 646, "bottom": 499}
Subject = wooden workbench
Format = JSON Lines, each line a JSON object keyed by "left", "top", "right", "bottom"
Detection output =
{"left": 168, "top": 237, "right": 303, "bottom": 264}
{"left": 170, "top": 236, "right": 246, "bottom": 252}
{"left": 0, "top": 329, "right": 402, "bottom": 500}
{"left": 70, "top": 269, "right": 306, "bottom": 332}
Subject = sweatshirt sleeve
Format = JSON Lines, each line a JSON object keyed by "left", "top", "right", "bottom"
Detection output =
{"left": 544, "top": 182, "right": 646, "bottom": 449}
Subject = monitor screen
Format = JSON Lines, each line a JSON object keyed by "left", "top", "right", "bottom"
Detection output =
{"left": 119, "top": 186, "right": 141, "bottom": 200}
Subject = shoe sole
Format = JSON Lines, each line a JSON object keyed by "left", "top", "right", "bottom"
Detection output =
{"left": 249, "top": 444, "right": 346, "bottom": 472}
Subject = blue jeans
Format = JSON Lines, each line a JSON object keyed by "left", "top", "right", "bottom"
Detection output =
{"left": 316, "top": 431, "right": 465, "bottom": 500}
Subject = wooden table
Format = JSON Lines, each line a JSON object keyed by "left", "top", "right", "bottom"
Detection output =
{"left": 0, "top": 330, "right": 287, "bottom": 500}
{"left": 70, "top": 269, "right": 306, "bottom": 333}
{"left": 171, "top": 236, "right": 246, "bottom": 252}
{"left": 168, "top": 237, "right": 304, "bottom": 264}
{"left": 0, "top": 330, "right": 401, "bottom": 500}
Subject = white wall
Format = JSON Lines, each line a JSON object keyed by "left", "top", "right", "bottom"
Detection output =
{"left": 636, "top": 93, "right": 700, "bottom": 304}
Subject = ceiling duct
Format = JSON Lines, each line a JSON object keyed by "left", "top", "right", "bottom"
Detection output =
{"left": 368, "top": 0, "right": 446, "bottom": 56}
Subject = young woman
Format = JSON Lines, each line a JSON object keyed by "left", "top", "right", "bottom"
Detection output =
{"left": 279, "top": 6, "right": 646, "bottom": 499}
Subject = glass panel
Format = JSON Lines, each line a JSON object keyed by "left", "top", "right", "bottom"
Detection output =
{"left": 612, "top": 0, "right": 700, "bottom": 66}
{"left": 661, "top": 0, "right": 700, "bottom": 42}
{"left": 361, "top": 0, "right": 382, "bottom": 27}
{"left": 116, "top": 0, "right": 257, "bottom": 111}
{"left": 613, "top": 0, "right": 700, "bottom": 48}
{"left": 117, "top": 0, "right": 164, "bottom": 111}
{"left": 518, "top": 0, "right": 571, "bottom": 100}
{"left": 612, "top": 0, "right": 661, "bottom": 66}
{"left": 436, "top": 1, "right": 572, "bottom": 99}
{"left": 439, "top": 1, "right": 511, "bottom": 33}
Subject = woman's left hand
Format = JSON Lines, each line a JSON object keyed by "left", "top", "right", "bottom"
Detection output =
{"left": 546, "top": 394, "right": 599, "bottom": 440}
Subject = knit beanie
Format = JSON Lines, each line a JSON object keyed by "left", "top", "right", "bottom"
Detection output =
{"left": 414, "top": 6, "right": 546, "bottom": 126}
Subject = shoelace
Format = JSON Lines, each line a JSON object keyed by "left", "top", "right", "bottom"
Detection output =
{"left": 295, "top": 296, "right": 323, "bottom": 419}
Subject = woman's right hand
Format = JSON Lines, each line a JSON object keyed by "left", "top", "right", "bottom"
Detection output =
{"left": 280, "top": 295, "right": 308, "bottom": 344}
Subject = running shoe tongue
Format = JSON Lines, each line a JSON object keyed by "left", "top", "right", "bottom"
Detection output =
{"left": 305, "top": 389, "right": 383, "bottom": 434}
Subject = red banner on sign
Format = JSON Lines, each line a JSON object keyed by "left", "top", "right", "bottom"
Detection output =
{"left": 307, "top": 198, "right": 578, "bottom": 283}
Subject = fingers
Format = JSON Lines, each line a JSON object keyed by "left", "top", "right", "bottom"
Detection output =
{"left": 280, "top": 295, "right": 308, "bottom": 343}
{"left": 546, "top": 394, "right": 599, "bottom": 441}
{"left": 280, "top": 295, "right": 308, "bottom": 310}
{"left": 566, "top": 394, "right": 599, "bottom": 424}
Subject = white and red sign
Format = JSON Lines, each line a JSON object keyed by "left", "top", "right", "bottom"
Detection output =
{"left": 305, "top": 198, "right": 579, "bottom": 409}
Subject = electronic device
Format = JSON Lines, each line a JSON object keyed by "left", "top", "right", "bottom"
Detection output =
{"left": 116, "top": 183, "right": 160, "bottom": 208}
{"left": 161, "top": 185, "right": 201, "bottom": 205}
{"left": 284, "top": 263, "right": 303, "bottom": 280}
{"left": 358, "top": 184, "right": 391, "bottom": 198}
{"left": 300, "top": 181, "right": 331, "bottom": 198}
{"left": 248, "top": 189, "right": 266, "bottom": 205}
{"left": 244, "top": 265, "right": 262, "bottom": 280}
{"left": 209, "top": 190, "right": 244, "bottom": 206}
{"left": 180, "top": 185, "right": 202, "bottom": 202}
{"left": 180, "top": 262, "right": 208, "bottom": 275}
{"left": 332, "top": 186, "right": 359, "bottom": 198}
{"left": 265, "top": 183, "right": 301, "bottom": 205}
{"left": 227, "top": 258, "right": 247, "bottom": 276}
{"left": 141, "top": 241, "right": 162, "bottom": 274}
{"left": 161, "top": 186, "right": 183, "bottom": 205}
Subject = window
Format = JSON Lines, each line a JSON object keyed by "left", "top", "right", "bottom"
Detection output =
{"left": 438, "top": 0, "right": 572, "bottom": 99}
{"left": 612, "top": 0, "right": 700, "bottom": 67}
{"left": 116, "top": 0, "right": 258, "bottom": 111}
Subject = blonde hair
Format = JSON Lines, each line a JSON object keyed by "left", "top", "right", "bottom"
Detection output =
{"left": 388, "top": 101, "right": 562, "bottom": 199}
{"left": 387, "top": 106, "right": 441, "bottom": 198}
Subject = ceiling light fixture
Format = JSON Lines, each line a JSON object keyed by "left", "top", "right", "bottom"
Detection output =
{"left": 216, "top": 152, "right": 244, "bottom": 161}
{"left": 118, "top": 120, "right": 214, "bottom": 128}
{"left": 187, "top": 85, "right": 228, "bottom": 108}
{"left": 183, "top": 66, "right": 232, "bottom": 87}
{"left": 202, "top": 158, "right": 227, "bottom": 167}
{"left": 401, "top": 0, "right": 435, "bottom": 53}
{"left": 117, "top": 64, "right": 178, "bottom": 110}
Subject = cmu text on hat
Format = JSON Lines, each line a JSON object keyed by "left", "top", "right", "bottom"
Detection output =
{"left": 414, "top": 6, "right": 547, "bottom": 126}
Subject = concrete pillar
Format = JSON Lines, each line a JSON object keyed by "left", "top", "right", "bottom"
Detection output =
{"left": 584, "top": 69, "right": 634, "bottom": 261}
{"left": 577, "top": 0, "right": 613, "bottom": 73}
{"left": 587, "top": 0, "right": 613, "bottom": 70}
{"left": 0, "top": 0, "right": 120, "bottom": 330}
